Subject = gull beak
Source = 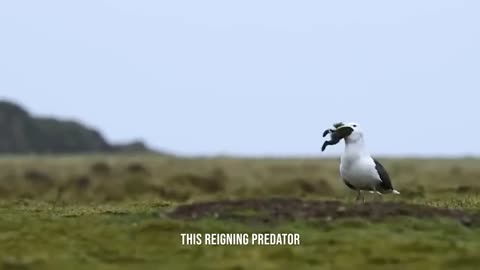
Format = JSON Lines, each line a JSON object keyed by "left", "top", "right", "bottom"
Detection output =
{"left": 333, "top": 125, "right": 354, "bottom": 139}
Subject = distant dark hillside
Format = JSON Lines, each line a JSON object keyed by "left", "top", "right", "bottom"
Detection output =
{"left": 0, "top": 100, "right": 152, "bottom": 154}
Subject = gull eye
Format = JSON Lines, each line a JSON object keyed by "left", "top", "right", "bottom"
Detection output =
{"left": 352, "top": 124, "right": 357, "bottom": 128}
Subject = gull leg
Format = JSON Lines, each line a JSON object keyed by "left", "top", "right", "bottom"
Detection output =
{"left": 356, "top": 190, "right": 365, "bottom": 204}
{"left": 355, "top": 190, "right": 362, "bottom": 203}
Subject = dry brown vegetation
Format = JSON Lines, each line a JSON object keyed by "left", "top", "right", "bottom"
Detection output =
{"left": 0, "top": 155, "right": 478, "bottom": 204}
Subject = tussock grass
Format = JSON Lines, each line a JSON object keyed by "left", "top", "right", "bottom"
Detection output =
{"left": 0, "top": 155, "right": 479, "bottom": 269}
{"left": 0, "top": 155, "right": 479, "bottom": 203}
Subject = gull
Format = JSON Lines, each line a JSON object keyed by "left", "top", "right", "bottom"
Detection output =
{"left": 325, "top": 122, "right": 400, "bottom": 202}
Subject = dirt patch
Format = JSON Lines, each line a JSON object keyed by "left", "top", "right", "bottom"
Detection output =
{"left": 168, "top": 198, "right": 479, "bottom": 226}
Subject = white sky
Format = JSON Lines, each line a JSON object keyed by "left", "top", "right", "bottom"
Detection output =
{"left": 1, "top": 1, "right": 479, "bottom": 156}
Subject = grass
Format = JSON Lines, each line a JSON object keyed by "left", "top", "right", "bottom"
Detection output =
{"left": 0, "top": 155, "right": 480, "bottom": 269}
{"left": 1, "top": 199, "right": 480, "bottom": 270}
{"left": 1, "top": 154, "right": 480, "bottom": 203}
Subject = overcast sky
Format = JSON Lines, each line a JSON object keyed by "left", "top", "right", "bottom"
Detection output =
{"left": 1, "top": 1, "right": 479, "bottom": 157}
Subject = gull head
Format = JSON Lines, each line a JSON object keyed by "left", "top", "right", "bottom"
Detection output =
{"left": 332, "top": 122, "right": 364, "bottom": 144}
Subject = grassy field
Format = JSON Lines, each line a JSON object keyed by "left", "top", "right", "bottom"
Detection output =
{"left": 0, "top": 155, "right": 480, "bottom": 269}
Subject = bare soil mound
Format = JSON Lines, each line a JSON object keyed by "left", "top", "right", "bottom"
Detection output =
{"left": 168, "top": 198, "right": 479, "bottom": 226}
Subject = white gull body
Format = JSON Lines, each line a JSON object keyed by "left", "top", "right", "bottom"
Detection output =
{"left": 338, "top": 123, "right": 400, "bottom": 201}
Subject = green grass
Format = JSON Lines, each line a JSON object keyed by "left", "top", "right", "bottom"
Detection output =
{"left": 0, "top": 199, "right": 479, "bottom": 270}
{"left": 0, "top": 155, "right": 479, "bottom": 269}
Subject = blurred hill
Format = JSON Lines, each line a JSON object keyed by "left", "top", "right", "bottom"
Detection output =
{"left": 0, "top": 100, "right": 154, "bottom": 154}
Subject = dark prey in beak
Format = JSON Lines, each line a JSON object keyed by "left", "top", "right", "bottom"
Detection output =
{"left": 321, "top": 125, "right": 354, "bottom": 152}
